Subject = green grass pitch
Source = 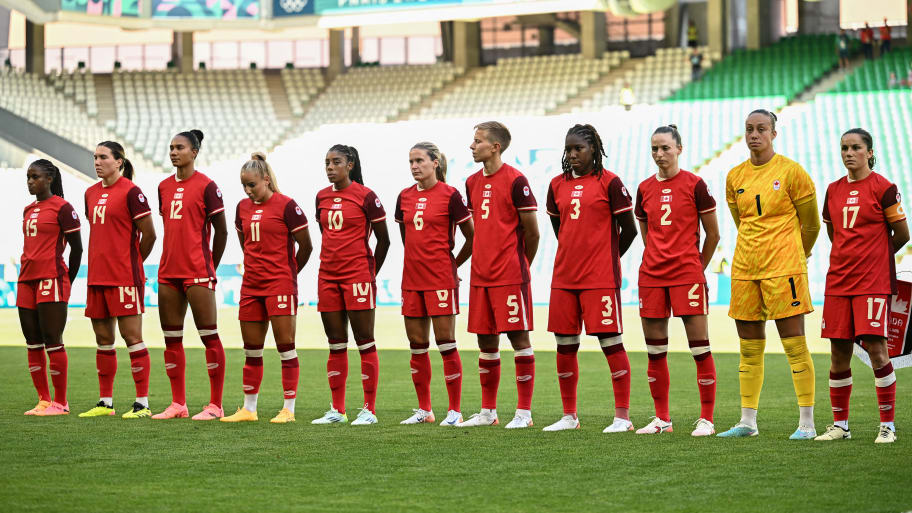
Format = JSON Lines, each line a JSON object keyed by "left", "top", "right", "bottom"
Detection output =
{"left": 1, "top": 346, "right": 909, "bottom": 512}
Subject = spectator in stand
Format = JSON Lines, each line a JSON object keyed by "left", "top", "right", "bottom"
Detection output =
{"left": 888, "top": 72, "right": 899, "bottom": 89}
{"left": 879, "top": 18, "right": 891, "bottom": 56}
{"left": 690, "top": 47, "right": 703, "bottom": 82}
{"left": 860, "top": 22, "right": 874, "bottom": 60}
{"left": 837, "top": 29, "right": 850, "bottom": 69}
{"left": 687, "top": 21, "right": 699, "bottom": 49}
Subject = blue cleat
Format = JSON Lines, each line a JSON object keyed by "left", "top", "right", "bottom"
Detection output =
{"left": 789, "top": 425, "right": 817, "bottom": 440}
{"left": 717, "top": 423, "right": 759, "bottom": 438}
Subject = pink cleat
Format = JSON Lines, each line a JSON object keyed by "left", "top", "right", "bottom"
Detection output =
{"left": 152, "top": 402, "right": 189, "bottom": 419}
{"left": 191, "top": 403, "right": 224, "bottom": 420}
{"left": 25, "top": 400, "right": 51, "bottom": 415}
{"left": 35, "top": 402, "right": 70, "bottom": 416}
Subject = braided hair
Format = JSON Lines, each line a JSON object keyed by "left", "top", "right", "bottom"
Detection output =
{"left": 328, "top": 144, "right": 363, "bottom": 185}
{"left": 29, "top": 159, "right": 64, "bottom": 198}
{"left": 561, "top": 124, "right": 606, "bottom": 179}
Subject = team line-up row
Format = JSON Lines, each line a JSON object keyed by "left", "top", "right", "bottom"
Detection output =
{"left": 17, "top": 115, "right": 908, "bottom": 443}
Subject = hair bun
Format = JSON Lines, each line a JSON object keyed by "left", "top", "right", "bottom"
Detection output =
{"left": 251, "top": 151, "right": 267, "bottom": 161}
{"left": 667, "top": 124, "right": 678, "bottom": 130}
{"left": 190, "top": 129, "right": 204, "bottom": 143}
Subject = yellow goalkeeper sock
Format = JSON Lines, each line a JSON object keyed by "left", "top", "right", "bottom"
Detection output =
{"left": 781, "top": 335, "right": 815, "bottom": 407}
{"left": 738, "top": 338, "right": 766, "bottom": 409}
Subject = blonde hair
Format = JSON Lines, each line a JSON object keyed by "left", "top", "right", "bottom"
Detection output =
{"left": 474, "top": 121, "right": 511, "bottom": 153}
{"left": 241, "top": 152, "right": 279, "bottom": 193}
{"left": 411, "top": 141, "right": 447, "bottom": 183}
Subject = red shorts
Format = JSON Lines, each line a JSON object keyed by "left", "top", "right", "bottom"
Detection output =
{"left": 317, "top": 279, "right": 376, "bottom": 312}
{"left": 16, "top": 276, "right": 71, "bottom": 309}
{"left": 468, "top": 283, "right": 533, "bottom": 335}
{"left": 548, "top": 288, "right": 622, "bottom": 335}
{"left": 821, "top": 294, "right": 891, "bottom": 340}
{"left": 638, "top": 283, "right": 708, "bottom": 319}
{"left": 159, "top": 277, "right": 216, "bottom": 293}
{"left": 402, "top": 289, "right": 459, "bottom": 317}
{"left": 85, "top": 285, "right": 145, "bottom": 319}
{"left": 239, "top": 294, "right": 298, "bottom": 322}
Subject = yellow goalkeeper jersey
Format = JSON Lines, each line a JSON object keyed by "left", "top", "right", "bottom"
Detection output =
{"left": 725, "top": 153, "right": 816, "bottom": 280}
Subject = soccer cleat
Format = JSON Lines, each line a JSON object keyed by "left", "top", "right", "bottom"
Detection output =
{"left": 270, "top": 408, "right": 296, "bottom": 424}
{"left": 542, "top": 414, "right": 580, "bottom": 431}
{"left": 789, "top": 425, "right": 817, "bottom": 440}
{"left": 691, "top": 418, "right": 715, "bottom": 437}
{"left": 400, "top": 408, "right": 435, "bottom": 425}
{"left": 192, "top": 403, "right": 224, "bottom": 421}
{"left": 25, "top": 400, "right": 51, "bottom": 416}
{"left": 35, "top": 402, "right": 69, "bottom": 416}
{"left": 636, "top": 417, "right": 674, "bottom": 434}
{"left": 311, "top": 406, "right": 348, "bottom": 425}
{"left": 874, "top": 425, "right": 896, "bottom": 444}
{"left": 439, "top": 410, "right": 463, "bottom": 426}
{"left": 603, "top": 417, "right": 634, "bottom": 433}
{"left": 220, "top": 407, "right": 258, "bottom": 422}
{"left": 815, "top": 424, "right": 851, "bottom": 441}
{"left": 78, "top": 401, "right": 115, "bottom": 418}
{"left": 152, "top": 402, "right": 189, "bottom": 420}
{"left": 717, "top": 423, "right": 759, "bottom": 438}
{"left": 121, "top": 402, "right": 151, "bottom": 419}
{"left": 351, "top": 407, "right": 378, "bottom": 426}
{"left": 456, "top": 409, "right": 499, "bottom": 427}
{"left": 505, "top": 411, "right": 534, "bottom": 429}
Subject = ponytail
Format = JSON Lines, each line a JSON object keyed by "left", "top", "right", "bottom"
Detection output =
{"left": 329, "top": 144, "right": 363, "bottom": 185}
{"left": 29, "top": 159, "right": 65, "bottom": 198}
{"left": 97, "top": 140, "right": 134, "bottom": 180}
{"left": 241, "top": 152, "right": 280, "bottom": 193}
{"left": 411, "top": 141, "right": 447, "bottom": 183}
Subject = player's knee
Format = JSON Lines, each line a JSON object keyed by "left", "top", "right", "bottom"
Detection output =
{"left": 739, "top": 339, "right": 766, "bottom": 361}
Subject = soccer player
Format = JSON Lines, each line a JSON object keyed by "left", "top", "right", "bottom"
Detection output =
{"left": 222, "top": 153, "right": 313, "bottom": 424}
{"left": 542, "top": 124, "right": 638, "bottom": 433}
{"left": 19, "top": 159, "right": 82, "bottom": 416}
{"left": 815, "top": 128, "right": 909, "bottom": 444}
{"left": 633, "top": 125, "right": 720, "bottom": 436}
{"left": 79, "top": 141, "right": 157, "bottom": 419}
{"left": 312, "top": 144, "right": 390, "bottom": 426}
{"left": 458, "top": 121, "right": 540, "bottom": 429}
{"left": 153, "top": 130, "right": 229, "bottom": 420}
{"left": 395, "top": 142, "right": 474, "bottom": 426}
{"left": 718, "top": 110, "right": 821, "bottom": 439}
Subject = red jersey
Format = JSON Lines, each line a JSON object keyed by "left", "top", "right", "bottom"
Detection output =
{"left": 84, "top": 177, "right": 151, "bottom": 287}
{"left": 236, "top": 193, "right": 309, "bottom": 296}
{"left": 19, "top": 195, "right": 81, "bottom": 281}
{"left": 316, "top": 181, "right": 386, "bottom": 283}
{"left": 158, "top": 171, "right": 225, "bottom": 280}
{"left": 546, "top": 169, "right": 632, "bottom": 289}
{"left": 822, "top": 172, "right": 905, "bottom": 295}
{"left": 635, "top": 170, "right": 716, "bottom": 287}
{"left": 395, "top": 182, "right": 472, "bottom": 291}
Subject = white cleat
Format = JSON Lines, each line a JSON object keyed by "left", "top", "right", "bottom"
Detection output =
{"left": 874, "top": 425, "right": 896, "bottom": 444}
{"left": 815, "top": 424, "right": 851, "bottom": 441}
{"left": 636, "top": 416, "right": 673, "bottom": 434}
{"left": 400, "top": 408, "right": 435, "bottom": 425}
{"left": 456, "top": 408, "right": 498, "bottom": 427}
{"left": 505, "top": 410, "right": 534, "bottom": 429}
{"left": 542, "top": 414, "right": 580, "bottom": 431}
{"left": 439, "top": 410, "right": 463, "bottom": 426}
{"left": 311, "top": 405, "right": 348, "bottom": 424}
{"left": 603, "top": 417, "right": 634, "bottom": 433}
{"left": 350, "top": 407, "right": 378, "bottom": 426}
{"left": 691, "top": 418, "right": 715, "bottom": 437}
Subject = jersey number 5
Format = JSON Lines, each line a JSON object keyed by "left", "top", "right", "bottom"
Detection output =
{"left": 480, "top": 198, "right": 491, "bottom": 220}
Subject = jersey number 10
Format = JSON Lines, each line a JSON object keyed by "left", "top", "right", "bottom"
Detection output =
{"left": 327, "top": 211, "right": 344, "bottom": 230}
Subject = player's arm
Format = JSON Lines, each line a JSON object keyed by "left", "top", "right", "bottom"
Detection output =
{"left": 372, "top": 219, "right": 391, "bottom": 274}
{"left": 637, "top": 220, "right": 648, "bottom": 244}
{"left": 519, "top": 210, "right": 540, "bottom": 264}
{"left": 545, "top": 183, "right": 560, "bottom": 238}
{"left": 398, "top": 223, "right": 405, "bottom": 244}
{"left": 890, "top": 220, "right": 910, "bottom": 253}
{"left": 727, "top": 202, "right": 740, "bottom": 229}
{"left": 549, "top": 216, "right": 560, "bottom": 238}
{"left": 134, "top": 215, "right": 156, "bottom": 262}
{"left": 794, "top": 194, "right": 820, "bottom": 257}
{"left": 210, "top": 212, "right": 228, "bottom": 268}
{"left": 455, "top": 219, "right": 474, "bottom": 268}
{"left": 293, "top": 227, "right": 313, "bottom": 272}
{"left": 616, "top": 210, "right": 637, "bottom": 257}
{"left": 64, "top": 231, "right": 83, "bottom": 284}
{"left": 699, "top": 210, "right": 721, "bottom": 269}
{"left": 236, "top": 229, "right": 245, "bottom": 251}
{"left": 882, "top": 186, "right": 909, "bottom": 253}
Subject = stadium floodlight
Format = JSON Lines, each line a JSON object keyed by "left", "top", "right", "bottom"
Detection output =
{"left": 630, "top": 0, "right": 677, "bottom": 13}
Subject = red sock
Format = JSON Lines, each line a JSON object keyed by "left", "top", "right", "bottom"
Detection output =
{"left": 829, "top": 369, "right": 852, "bottom": 422}
{"left": 200, "top": 325, "right": 225, "bottom": 407}
{"left": 242, "top": 348, "right": 264, "bottom": 396}
{"left": 162, "top": 325, "right": 186, "bottom": 405}
{"left": 874, "top": 362, "right": 896, "bottom": 423}
{"left": 479, "top": 351, "right": 501, "bottom": 410}
{"left": 690, "top": 340, "right": 716, "bottom": 422}
{"left": 277, "top": 344, "right": 299, "bottom": 400}
{"left": 556, "top": 344, "right": 580, "bottom": 415}
{"left": 327, "top": 340, "right": 348, "bottom": 413}
{"left": 410, "top": 344, "right": 432, "bottom": 411}
{"left": 128, "top": 343, "right": 150, "bottom": 398}
{"left": 357, "top": 339, "right": 379, "bottom": 413}
{"left": 26, "top": 343, "right": 51, "bottom": 402}
{"left": 96, "top": 348, "right": 117, "bottom": 398}
{"left": 515, "top": 351, "right": 535, "bottom": 411}
{"left": 646, "top": 338, "right": 671, "bottom": 421}
{"left": 45, "top": 344, "right": 68, "bottom": 405}
{"left": 601, "top": 341, "right": 630, "bottom": 411}
{"left": 438, "top": 340, "right": 462, "bottom": 412}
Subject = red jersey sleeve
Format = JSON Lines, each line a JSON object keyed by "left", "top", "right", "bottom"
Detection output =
{"left": 127, "top": 186, "right": 152, "bottom": 220}
{"left": 448, "top": 189, "right": 472, "bottom": 224}
{"left": 465, "top": 181, "right": 474, "bottom": 211}
{"left": 821, "top": 189, "right": 832, "bottom": 224}
{"left": 204, "top": 181, "right": 226, "bottom": 217}
{"left": 234, "top": 202, "right": 243, "bottom": 232}
{"left": 394, "top": 193, "right": 404, "bottom": 223}
{"left": 363, "top": 190, "right": 386, "bottom": 222}
{"left": 283, "top": 199, "right": 309, "bottom": 233}
{"left": 634, "top": 186, "right": 646, "bottom": 220}
{"left": 511, "top": 175, "right": 537, "bottom": 211}
{"left": 546, "top": 183, "right": 559, "bottom": 217}
{"left": 694, "top": 178, "right": 717, "bottom": 213}
{"left": 157, "top": 184, "right": 164, "bottom": 217}
{"left": 608, "top": 176, "right": 633, "bottom": 215}
{"left": 58, "top": 201, "right": 81, "bottom": 233}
